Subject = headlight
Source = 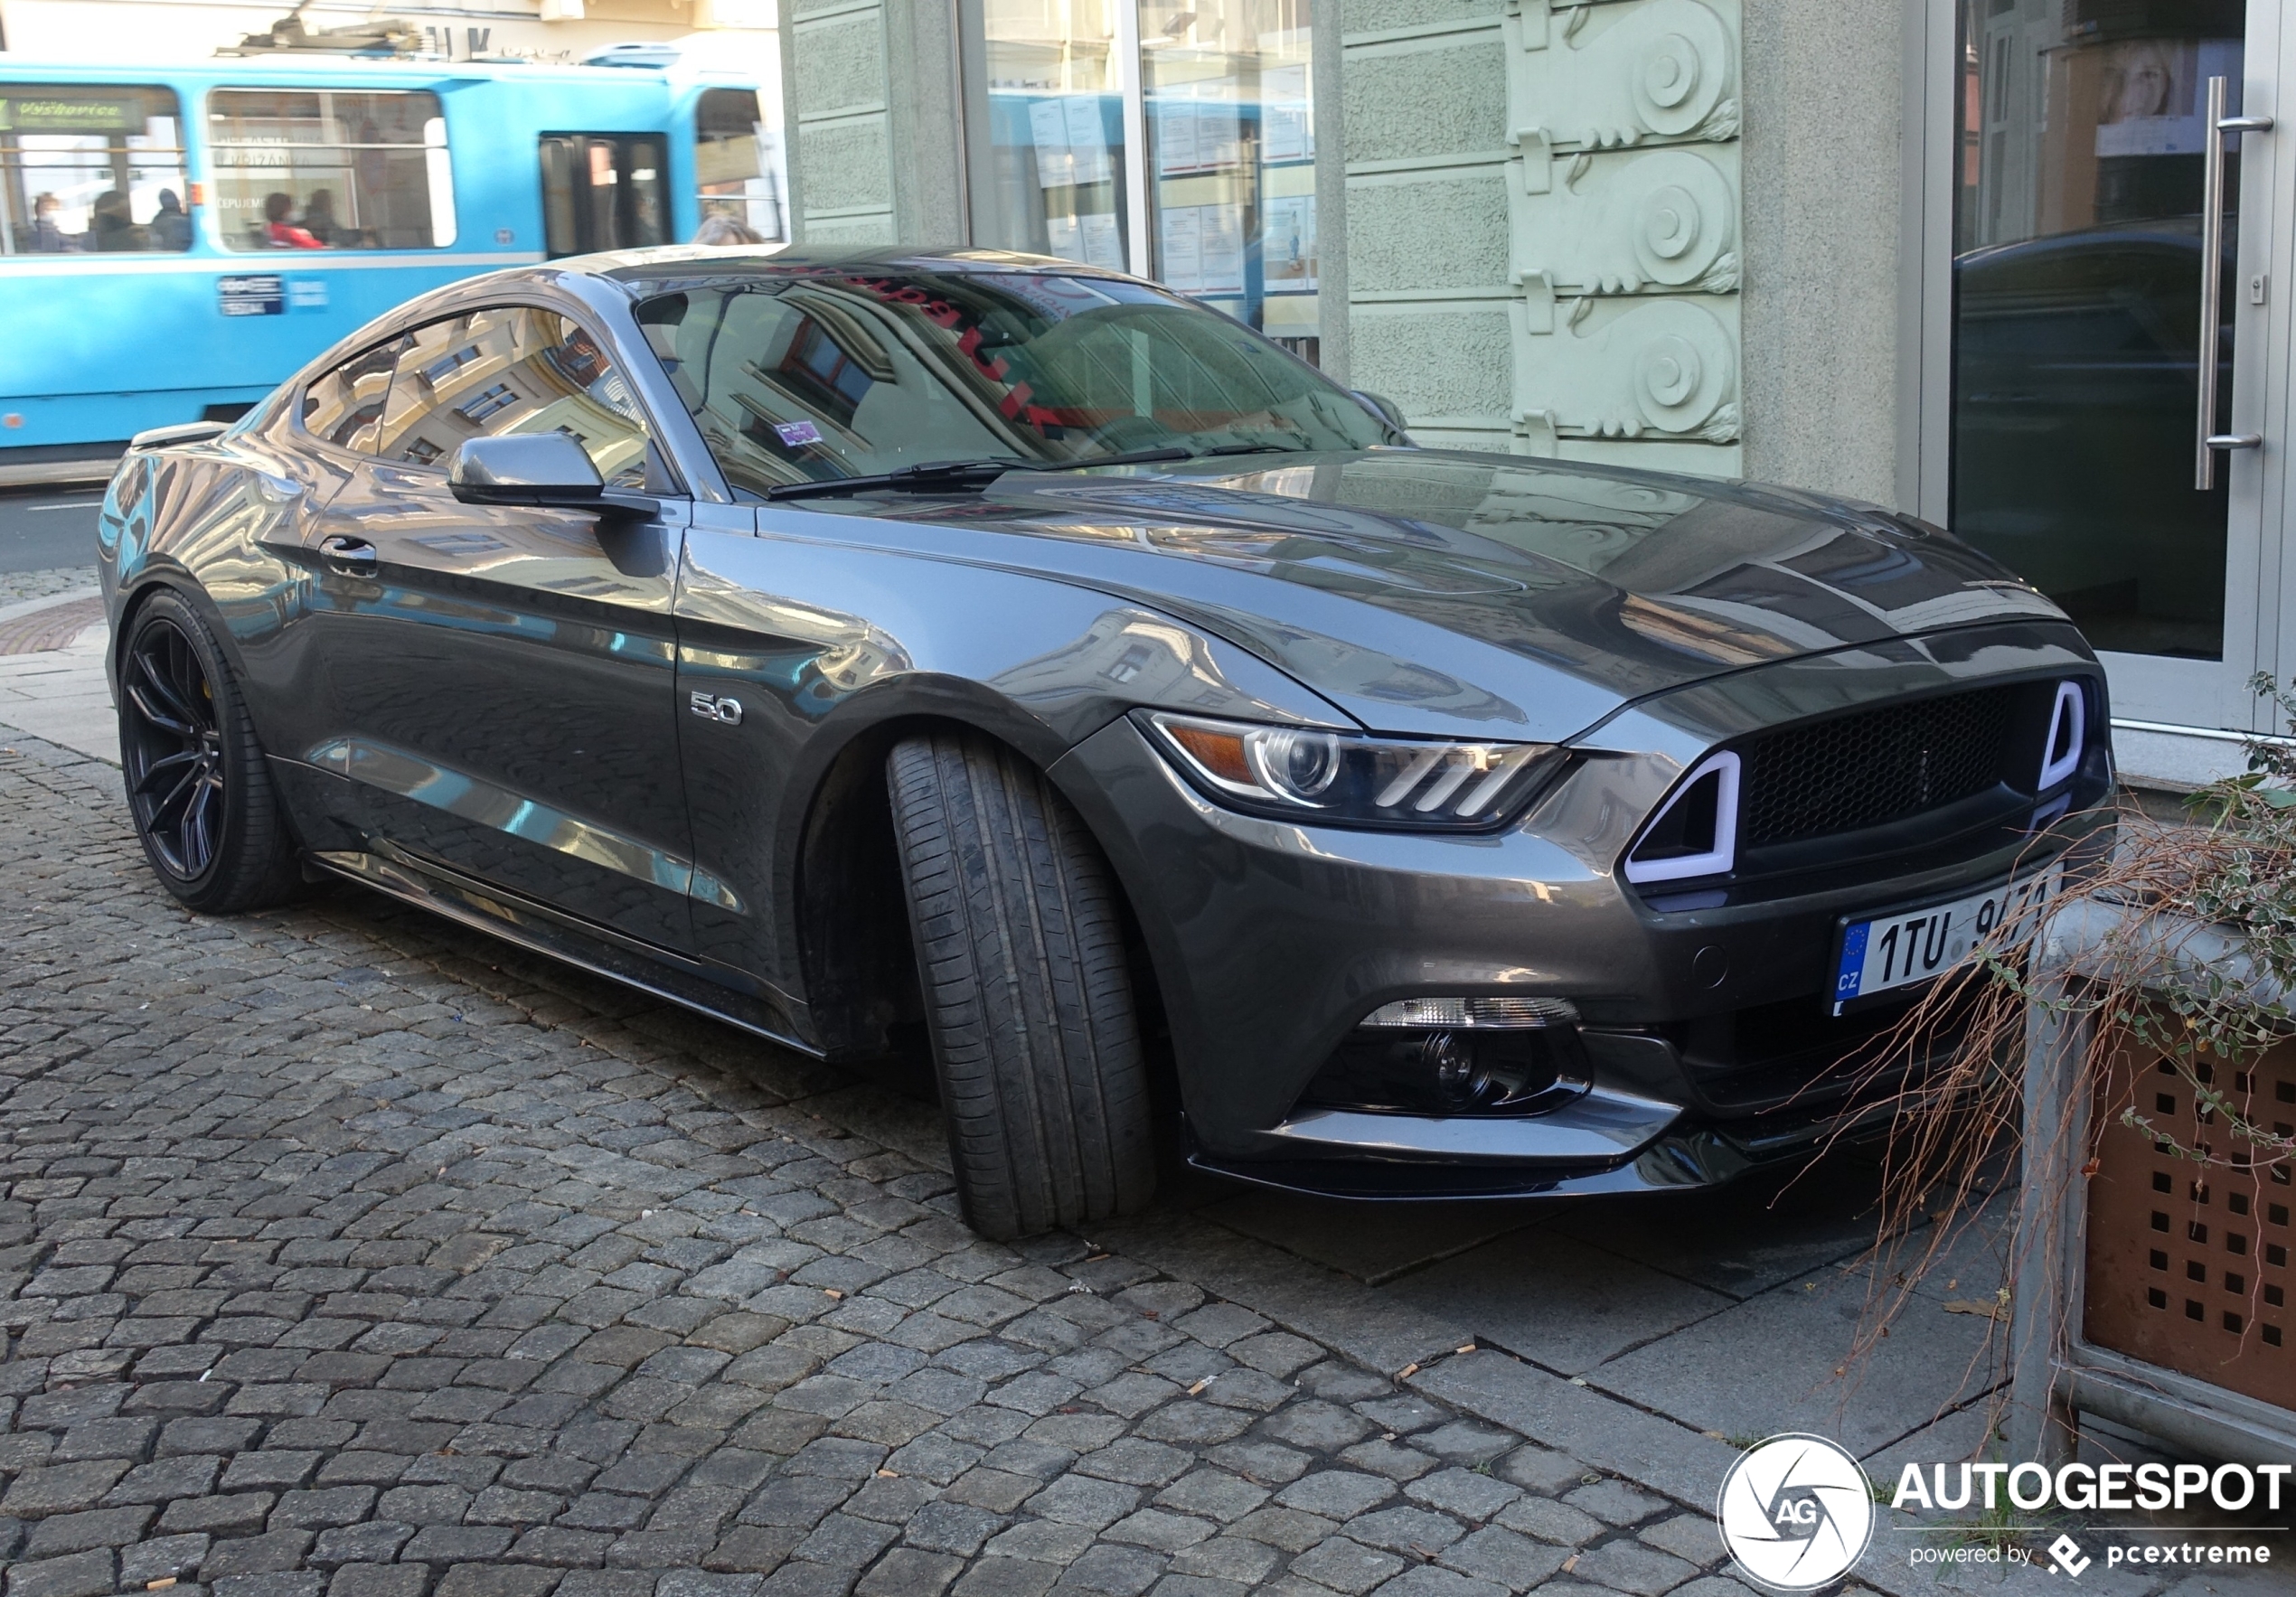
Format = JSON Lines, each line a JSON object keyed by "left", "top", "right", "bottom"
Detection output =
{"left": 1140, "top": 711, "right": 1567, "bottom": 831}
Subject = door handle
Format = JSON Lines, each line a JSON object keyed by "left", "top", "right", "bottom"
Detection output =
{"left": 319, "top": 534, "right": 378, "bottom": 575}
{"left": 2197, "top": 76, "right": 2272, "bottom": 490}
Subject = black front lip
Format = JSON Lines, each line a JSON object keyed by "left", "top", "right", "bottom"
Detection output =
{"left": 1182, "top": 1085, "right": 1909, "bottom": 1201}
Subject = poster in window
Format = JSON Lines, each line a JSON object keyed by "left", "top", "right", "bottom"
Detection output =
{"left": 1030, "top": 98, "right": 1073, "bottom": 189}
{"left": 1198, "top": 202, "right": 1245, "bottom": 295}
{"left": 1160, "top": 204, "right": 1202, "bottom": 293}
{"left": 1155, "top": 96, "right": 1199, "bottom": 175}
{"left": 1064, "top": 96, "right": 1111, "bottom": 186}
{"left": 1261, "top": 65, "right": 1311, "bottom": 164}
{"left": 1196, "top": 96, "right": 1242, "bottom": 171}
{"left": 1079, "top": 211, "right": 1124, "bottom": 271}
{"left": 1044, "top": 211, "right": 1082, "bottom": 261}
{"left": 1265, "top": 194, "right": 1314, "bottom": 289}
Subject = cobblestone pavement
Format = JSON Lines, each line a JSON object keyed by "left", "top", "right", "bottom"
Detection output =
{"left": 0, "top": 569, "right": 99, "bottom": 608}
{"left": 0, "top": 736, "right": 1768, "bottom": 1597}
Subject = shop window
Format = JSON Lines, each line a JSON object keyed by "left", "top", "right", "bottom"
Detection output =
{"left": 0, "top": 83, "right": 191, "bottom": 254}
{"left": 210, "top": 89, "right": 453, "bottom": 251}
{"left": 965, "top": 0, "right": 1319, "bottom": 358}
{"left": 696, "top": 88, "right": 785, "bottom": 242}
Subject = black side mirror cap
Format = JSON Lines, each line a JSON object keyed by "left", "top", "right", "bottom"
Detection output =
{"left": 448, "top": 433, "right": 660, "bottom": 520}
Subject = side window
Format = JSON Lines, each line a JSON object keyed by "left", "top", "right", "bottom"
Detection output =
{"left": 300, "top": 336, "right": 407, "bottom": 452}
{"left": 208, "top": 89, "right": 453, "bottom": 252}
{"left": 376, "top": 305, "right": 653, "bottom": 486}
{"left": 0, "top": 83, "right": 193, "bottom": 255}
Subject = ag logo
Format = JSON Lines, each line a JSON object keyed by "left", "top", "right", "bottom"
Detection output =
{"left": 1716, "top": 1433, "right": 1876, "bottom": 1591}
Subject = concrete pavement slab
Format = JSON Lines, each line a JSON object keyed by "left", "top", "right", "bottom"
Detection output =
{"left": 1197, "top": 1191, "right": 1542, "bottom": 1287}
{"left": 1407, "top": 1352, "right": 1744, "bottom": 1508}
{"left": 1548, "top": 1156, "right": 1900, "bottom": 1300}
{"left": 1584, "top": 1255, "right": 2000, "bottom": 1457}
{"left": 1380, "top": 1227, "right": 1734, "bottom": 1377}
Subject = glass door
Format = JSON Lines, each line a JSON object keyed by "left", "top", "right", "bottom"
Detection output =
{"left": 1950, "top": 0, "right": 2283, "bottom": 732}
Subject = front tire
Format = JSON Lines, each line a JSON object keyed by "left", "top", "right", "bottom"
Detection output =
{"left": 117, "top": 589, "right": 303, "bottom": 914}
{"left": 887, "top": 730, "right": 1156, "bottom": 1240}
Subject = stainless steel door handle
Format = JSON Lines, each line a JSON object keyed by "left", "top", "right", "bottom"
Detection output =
{"left": 319, "top": 534, "right": 378, "bottom": 575}
{"left": 2197, "top": 77, "right": 2272, "bottom": 490}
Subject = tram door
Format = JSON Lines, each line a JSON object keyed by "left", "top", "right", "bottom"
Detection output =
{"left": 540, "top": 133, "right": 669, "bottom": 257}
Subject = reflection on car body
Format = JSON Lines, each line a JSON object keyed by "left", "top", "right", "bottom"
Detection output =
{"left": 99, "top": 247, "right": 2115, "bottom": 1240}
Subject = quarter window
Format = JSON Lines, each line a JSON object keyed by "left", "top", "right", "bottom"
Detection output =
{"left": 376, "top": 306, "right": 653, "bottom": 487}
{"left": 0, "top": 83, "right": 193, "bottom": 256}
{"left": 208, "top": 89, "right": 455, "bottom": 252}
{"left": 301, "top": 335, "right": 408, "bottom": 451}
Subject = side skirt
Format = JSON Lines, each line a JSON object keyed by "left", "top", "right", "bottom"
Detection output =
{"left": 304, "top": 846, "right": 825, "bottom": 1059}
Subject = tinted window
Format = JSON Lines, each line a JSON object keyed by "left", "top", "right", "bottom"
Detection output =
{"left": 633, "top": 268, "right": 1388, "bottom": 500}
{"left": 540, "top": 135, "right": 667, "bottom": 258}
{"left": 376, "top": 306, "right": 652, "bottom": 485}
{"left": 0, "top": 83, "right": 192, "bottom": 255}
{"left": 301, "top": 336, "right": 407, "bottom": 451}
{"left": 209, "top": 89, "right": 454, "bottom": 252}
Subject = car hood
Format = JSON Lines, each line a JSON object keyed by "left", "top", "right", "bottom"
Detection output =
{"left": 857, "top": 447, "right": 2072, "bottom": 742}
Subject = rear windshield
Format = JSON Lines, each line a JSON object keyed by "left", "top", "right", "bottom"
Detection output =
{"left": 632, "top": 268, "right": 1387, "bottom": 500}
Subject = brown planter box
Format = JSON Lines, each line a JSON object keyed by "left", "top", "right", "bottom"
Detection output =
{"left": 2084, "top": 1035, "right": 2296, "bottom": 1409}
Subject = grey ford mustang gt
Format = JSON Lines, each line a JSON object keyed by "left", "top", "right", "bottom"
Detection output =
{"left": 98, "top": 248, "right": 2113, "bottom": 1238}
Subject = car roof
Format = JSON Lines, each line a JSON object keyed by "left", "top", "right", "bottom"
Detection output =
{"left": 580, "top": 245, "right": 1136, "bottom": 296}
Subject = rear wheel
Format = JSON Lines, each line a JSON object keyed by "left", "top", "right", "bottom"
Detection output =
{"left": 118, "top": 590, "right": 302, "bottom": 914}
{"left": 886, "top": 729, "right": 1156, "bottom": 1239}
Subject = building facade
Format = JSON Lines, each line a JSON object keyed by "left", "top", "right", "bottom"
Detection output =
{"left": 770, "top": 0, "right": 2291, "bottom": 785}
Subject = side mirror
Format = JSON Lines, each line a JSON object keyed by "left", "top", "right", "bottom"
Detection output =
{"left": 449, "top": 434, "right": 658, "bottom": 518}
{"left": 1350, "top": 390, "right": 1412, "bottom": 437}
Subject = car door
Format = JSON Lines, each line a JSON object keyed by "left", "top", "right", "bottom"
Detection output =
{"left": 297, "top": 301, "right": 696, "bottom": 950}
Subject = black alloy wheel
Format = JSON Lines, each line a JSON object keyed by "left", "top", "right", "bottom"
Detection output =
{"left": 122, "top": 615, "right": 226, "bottom": 878}
{"left": 117, "top": 590, "right": 303, "bottom": 912}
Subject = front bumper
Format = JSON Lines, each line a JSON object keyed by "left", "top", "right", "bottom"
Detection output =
{"left": 1049, "top": 644, "right": 2113, "bottom": 1200}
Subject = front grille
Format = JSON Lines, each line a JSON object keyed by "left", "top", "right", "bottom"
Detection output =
{"left": 1737, "top": 686, "right": 2020, "bottom": 849}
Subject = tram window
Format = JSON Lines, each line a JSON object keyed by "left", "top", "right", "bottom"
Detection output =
{"left": 695, "top": 89, "right": 783, "bottom": 242}
{"left": 301, "top": 335, "right": 408, "bottom": 452}
{"left": 539, "top": 135, "right": 668, "bottom": 258}
{"left": 209, "top": 89, "right": 454, "bottom": 252}
{"left": 377, "top": 306, "right": 654, "bottom": 486}
{"left": 0, "top": 84, "right": 192, "bottom": 255}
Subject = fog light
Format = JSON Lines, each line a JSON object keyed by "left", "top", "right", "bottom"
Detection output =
{"left": 1361, "top": 995, "right": 1579, "bottom": 1029}
{"left": 1303, "top": 1017, "right": 1592, "bottom": 1118}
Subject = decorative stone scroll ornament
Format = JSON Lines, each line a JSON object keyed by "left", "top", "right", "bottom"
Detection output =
{"left": 1501, "top": 0, "right": 1738, "bottom": 155}
{"left": 1509, "top": 296, "right": 1741, "bottom": 446}
{"left": 1503, "top": 0, "right": 1741, "bottom": 468}
{"left": 1508, "top": 146, "right": 1737, "bottom": 296}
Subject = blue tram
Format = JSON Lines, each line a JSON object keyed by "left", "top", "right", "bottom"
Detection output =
{"left": 0, "top": 56, "right": 778, "bottom": 456}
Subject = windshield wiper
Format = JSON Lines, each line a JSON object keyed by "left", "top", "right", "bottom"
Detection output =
{"left": 766, "top": 446, "right": 1192, "bottom": 503}
{"left": 1203, "top": 441, "right": 1308, "bottom": 456}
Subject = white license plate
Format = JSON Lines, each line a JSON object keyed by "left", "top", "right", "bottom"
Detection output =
{"left": 1830, "top": 865, "right": 2063, "bottom": 1011}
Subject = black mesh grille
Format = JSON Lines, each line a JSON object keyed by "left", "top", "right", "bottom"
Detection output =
{"left": 1737, "top": 687, "right": 2020, "bottom": 849}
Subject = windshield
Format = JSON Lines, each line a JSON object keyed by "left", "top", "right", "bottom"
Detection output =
{"left": 633, "top": 268, "right": 1391, "bottom": 500}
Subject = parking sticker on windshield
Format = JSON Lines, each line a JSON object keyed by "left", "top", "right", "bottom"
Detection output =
{"left": 773, "top": 419, "right": 823, "bottom": 447}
